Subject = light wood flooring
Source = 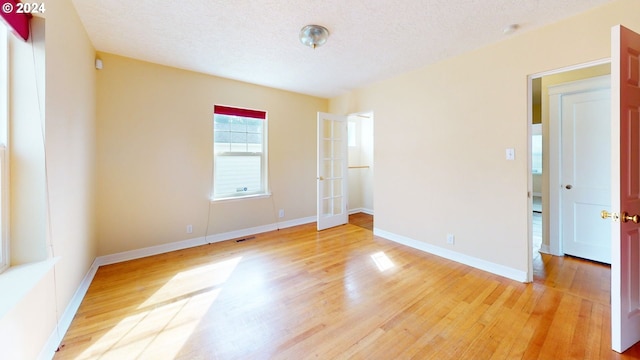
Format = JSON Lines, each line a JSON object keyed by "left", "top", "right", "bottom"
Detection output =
{"left": 54, "top": 213, "right": 640, "bottom": 359}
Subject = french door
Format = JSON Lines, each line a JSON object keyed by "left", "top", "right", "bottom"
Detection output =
{"left": 317, "top": 112, "right": 348, "bottom": 231}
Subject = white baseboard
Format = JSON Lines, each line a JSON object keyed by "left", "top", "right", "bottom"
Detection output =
{"left": 538, "top": 243, "right": 551, "bottom": 254}
{"left": 39, "top": 258, "right": 100, "bottom": 360}
{"left": 349, "top": 208, "right": 374, "bottom": 215}
{"left": 373, "top": 228, "right": 528, "bottom": 283}
{"left": 96, "top": 236, "right": 209, "bottom": 266}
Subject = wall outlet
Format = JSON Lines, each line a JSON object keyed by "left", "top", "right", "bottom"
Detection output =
{"left": 186, "top": 224, "right": 193, "bottom": 234}
{"left": 446, "top": 233, "right": 455, "bottom": 245}
{"left": 278, "top": 209, "right": 285, "bottom": 218}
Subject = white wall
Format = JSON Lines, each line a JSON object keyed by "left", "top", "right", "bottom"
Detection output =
{"left": 348, "top": 114, "right": 374, "bottom": 214}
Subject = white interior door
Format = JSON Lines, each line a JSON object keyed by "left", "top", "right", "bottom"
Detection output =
{"left": 317, "top": 112, "right": 348, "bottom": 231}
{"left": 557, "top": 78, "right": 612, "bottom": 263}
{"left": 610, "top": 24, "right": 640, "bottom": 353}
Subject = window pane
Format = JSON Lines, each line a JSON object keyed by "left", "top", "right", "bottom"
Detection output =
{"left": 323, "top": 120, "right": 332, "bottom": 138}
{"left": 333, "top": 121, "right": 344, "bottom": 140}
{"left": 323, "top": 140, "right": 332, "bottom": 158}
{"left": 333, "top": 196, "right": 343, "bottom": 215}
{"left": 333, "top": 179, "right": 342, "bottom": 196}
{"left": 333, "top": 159, "right": 342, "bottom": 178}
{"left": 214, "top": 116, "right": 230, "bottom": 130}
{"left": 532, "top": 134, "right": 542, "bottom": 174}
{"left": 247, "top": 133, "right": 261, "bottom": 145}
{"left": 323, "top": 160, "right": 332, "bottom": 178}
{"left": 348, "top": 121, "right": 356, "bottom": 147}
{"left": 214, "top": 155, "right": 262, "bottom": 196}
{"left": 230, "top": 119, "right": 246, "bottom": 132}
{"left": 214, "top": 131, "right": 230, "bottom": 144}
{"left": 333, "top": 140, "right": 343, "bottom": 158}
{"left": 323, "top": 180, "right": 331, "bottom": 197}
{"left": 322, "top": 198, "right": 331, "bottom": 216}
{"left": 247, "top": 119, "right": 262, "bottom": 133}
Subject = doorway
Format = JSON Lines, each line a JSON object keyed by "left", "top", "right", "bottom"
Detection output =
{"left": 347, "top": 112, "right": 374, "bottom": 228}
{"left": 528, "top": 61, "right": 611, "bottom": 277}
{"left": 549, "top": 75, "right": 611, "bottom": 263}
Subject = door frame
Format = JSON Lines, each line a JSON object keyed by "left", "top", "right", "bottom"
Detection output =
{"left": 346, "top": 111, "right": 375, "bottom": 217}
{"left": 526, "top": 58, "right": 610, "bottom": 281}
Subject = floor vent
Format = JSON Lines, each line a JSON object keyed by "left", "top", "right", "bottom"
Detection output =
{"left": 235, "top": 236, "right": 256, "bottom": 243}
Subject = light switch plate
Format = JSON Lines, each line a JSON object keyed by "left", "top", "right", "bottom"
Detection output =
{"left": 506, "top": 148, "right": 515, "bottom": 160}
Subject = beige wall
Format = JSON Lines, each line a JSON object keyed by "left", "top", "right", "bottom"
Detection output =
{"left": 96, "top": 53, "right": 328, "bottom": 255}
{"left": 0, "top": 0, "right": 97, "bottom": 357}
{"left": 329, "top": 0, "right": 640, "bottom": 275}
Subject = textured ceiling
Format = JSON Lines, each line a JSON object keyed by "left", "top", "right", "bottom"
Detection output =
{"left": 71, "top": 0, "right": 615, "bottom": 98}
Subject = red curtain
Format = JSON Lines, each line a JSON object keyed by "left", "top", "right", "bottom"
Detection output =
{"left": 214, "top": 105, "right": 266, "bottom": 120}
{"left": 0, "top": 0, "right": 31, "bottom": 41}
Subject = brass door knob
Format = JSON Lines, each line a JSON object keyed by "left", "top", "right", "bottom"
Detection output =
{"left": 601, "top": 210, "right": 640, "bottom": 223}
{"left": 622, "top": 212, "right": 640, "bottom": 224}
{"left": 601, "top": 210, "right": 616, "bottom": 220}
{"left": 565, "top": 184, "right": 573, "bottom": 189}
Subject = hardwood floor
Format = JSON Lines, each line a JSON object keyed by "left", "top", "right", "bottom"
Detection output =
{"left": 349, "top": 212, "right": 373, "bottom": 231}
{"left": 55, "top": 214, "right": 640, "bottom": 359}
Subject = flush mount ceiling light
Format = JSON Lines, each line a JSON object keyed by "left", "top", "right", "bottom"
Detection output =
{"left": 299, "top": 25, "right": 330, "bottom": 49}
{"left": 503, "top": 24, "right": 519, "bottom": 35}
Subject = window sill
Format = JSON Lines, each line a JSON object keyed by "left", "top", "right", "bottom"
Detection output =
{"left": 210, "top": 193, "right": 272, "bottom": 203}
{"left": 0, "top": 257, "right": 58, "bottom": 320}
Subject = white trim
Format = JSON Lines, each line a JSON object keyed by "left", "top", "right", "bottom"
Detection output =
{"left": 529, "top": 58, "right": 610, "bottom": 79}
{"left": 39, "top": 258, "right": 100, "bottom": 360}
{"left": 374, "top": 228, "right": 528, "bottom": 283}
{"left": 96, "top": 236, "right": 208, "bottom": 266}
{"left": 539, "top": 244, "right": 551, "bottom": 254}
{"left": 210, "top": 193, "right": 271, "bottom": 203}
{"left": 349, "top": 208, "right": 374, "bottom": 215}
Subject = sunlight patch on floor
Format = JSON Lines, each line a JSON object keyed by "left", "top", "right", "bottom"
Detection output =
{"left": 77, "top": 257, "right": 242, "bottom": 359}
{"left": 139, "top": 256, "right": 242, "bottom": 308}
{"left": 371, "top": 251, "right": 394, "bottom": 272}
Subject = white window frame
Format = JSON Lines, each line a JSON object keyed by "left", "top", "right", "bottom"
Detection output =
{"left": 212, "top": 106, "right": 269, "bottom": 201}
{"left": 0, "top": 25, "right": 9, "bottom": 273}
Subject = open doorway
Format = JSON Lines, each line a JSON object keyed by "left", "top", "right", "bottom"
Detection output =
{"left": 529, "top": 61, "right": 611, "bottom": 278}
{"left": 347, "top": 112, "right": 374, "bottom": 230}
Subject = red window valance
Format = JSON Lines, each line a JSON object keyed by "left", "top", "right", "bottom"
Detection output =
{"left": 214, "top": 105, "right": 266, "bottom": 120}
{"left": 0, "top": 0, "right": 31, "bottom": 41}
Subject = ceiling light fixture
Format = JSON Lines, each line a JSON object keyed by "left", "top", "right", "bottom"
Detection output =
{"left": 503, "top": 24, "right": 519, "bottom": 35}
{"left": 299, "top": 25, "right": 329, "bottom": 49}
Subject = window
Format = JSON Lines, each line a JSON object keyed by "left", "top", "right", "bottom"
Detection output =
{"left": 531, "top": 124, "right": 542, "bottom": 174}
{"left": 213, "top": 105, "right": 268, "bottom": 200}
{"left": 0, "top": 25, "right": 8, "bottom": 273}
{"left": 348, "top": 121, "right": 357, "bottom": 147}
